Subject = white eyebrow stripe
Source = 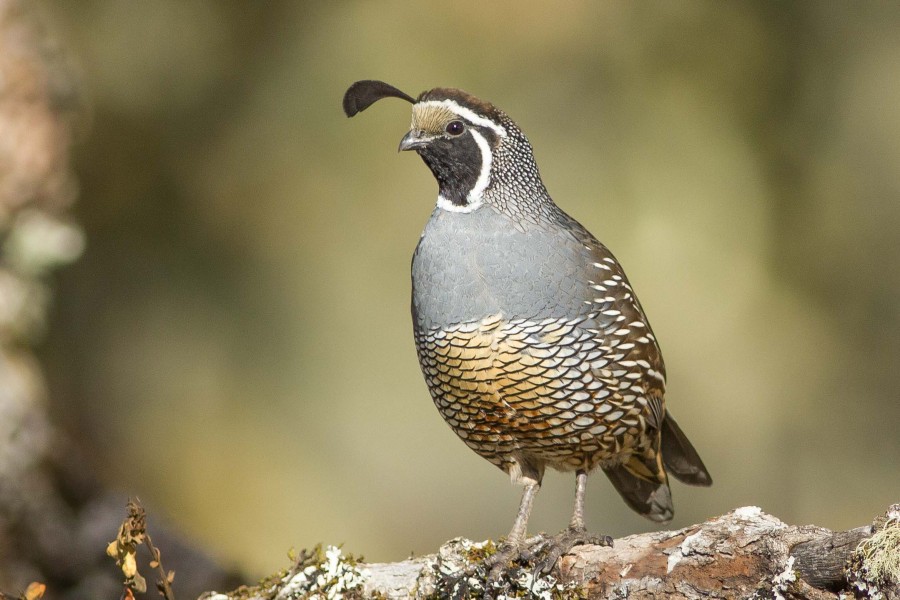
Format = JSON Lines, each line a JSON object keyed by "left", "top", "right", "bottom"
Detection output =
{"left": 416, "top": 99, "right": 507, "bottom": 137}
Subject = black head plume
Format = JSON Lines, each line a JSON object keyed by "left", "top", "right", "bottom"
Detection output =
{"left": 343, "top": 80, "right": 416, "bottom": 117}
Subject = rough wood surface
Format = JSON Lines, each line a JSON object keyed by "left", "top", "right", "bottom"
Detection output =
{"left": 200, "top": 505, "right": 900, "bottom": 600}
{"left": 791, "top": 526, "right": 874, "bottom": 591}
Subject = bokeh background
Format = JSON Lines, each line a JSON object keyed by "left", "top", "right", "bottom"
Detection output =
{"left": 38, "top": 1, "right": 899, "bottom": 576}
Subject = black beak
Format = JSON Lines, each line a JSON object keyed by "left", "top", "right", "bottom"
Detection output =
{"left": 398, "top": 130, "right": 431, "bottom": 152}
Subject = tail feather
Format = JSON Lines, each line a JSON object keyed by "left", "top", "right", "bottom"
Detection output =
{"left": 661, "top": 413, "right": 713, "bottom": 487}
{"left": 603, "top": 411, "right": 711, "bottom": 522}
{"left": 603, "top": 459, "right": 673, "bottom": 523}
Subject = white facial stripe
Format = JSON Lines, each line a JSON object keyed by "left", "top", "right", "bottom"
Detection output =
{"left": 416, "top": 100, "right": 507, "bottom": 137}
{"left": 467, "top": 129, "right": 492, "bottom": 202}
{"left": 437, "top": 195, "right": 482, "bottom": 212}
{"left": 435, "top": 128, "right": 491, "bottom": 213}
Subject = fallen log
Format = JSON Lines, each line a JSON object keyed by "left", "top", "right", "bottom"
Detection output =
{"left": 199, "top": 504, "right": 899, "bottom": 599}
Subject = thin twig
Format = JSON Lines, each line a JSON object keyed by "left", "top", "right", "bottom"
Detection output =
{"left": 145, "top": 531, "right": 176, "bottom": 600}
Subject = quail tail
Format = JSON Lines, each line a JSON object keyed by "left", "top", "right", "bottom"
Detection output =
{"left": 604, "top": 412, "right": 712, "bottom": 522}
{"left": 603, "top": 454, "right": 674, "bottom": 523}
{"left": 661, "top": 413, "right": 713, "bottom": 487}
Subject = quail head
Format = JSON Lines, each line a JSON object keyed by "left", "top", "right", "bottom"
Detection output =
{"left": 343, "top": 80, "right": 712, "bottom": 560}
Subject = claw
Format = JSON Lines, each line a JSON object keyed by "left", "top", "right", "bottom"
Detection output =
{"left": 450, "top": 530, "right": 611, "bottom": 597}
{"left": 479, "top": 534, "right": 547, "bottom": 583}
{"left": 533, "top": 527, "right": 613, "bottom": 576}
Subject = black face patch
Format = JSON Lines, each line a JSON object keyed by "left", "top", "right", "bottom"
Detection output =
{"left": 417, "top": 132, "right": 484, "bottom": 207}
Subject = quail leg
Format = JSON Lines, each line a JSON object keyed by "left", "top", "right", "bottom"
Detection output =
{"left": 531, "top": 470, "right": 613, "bottom": 575}
{"left": 482, "top": 481, "right": 546, "bottom": 580}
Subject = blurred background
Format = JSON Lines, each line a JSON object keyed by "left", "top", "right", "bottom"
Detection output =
{"left": 34, "top": 0, "right": 899, "bottom": 577}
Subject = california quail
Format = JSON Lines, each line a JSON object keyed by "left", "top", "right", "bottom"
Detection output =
{"left": 343, "top": 80, "right": 712, "bottom": 559}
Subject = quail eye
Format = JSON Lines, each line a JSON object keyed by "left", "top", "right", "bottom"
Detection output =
{"left": 445, "top": 120, "right": 465, "bottom": 136}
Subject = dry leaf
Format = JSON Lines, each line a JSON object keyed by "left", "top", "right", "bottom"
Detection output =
{"left": 122, "top": 552, "right": 137, "bottom": 578}
{"left": 131, "top": 572, "right": 147, "bottom": 595}
{"left": 23, "top": 582, "right": 46, "bottom": 600}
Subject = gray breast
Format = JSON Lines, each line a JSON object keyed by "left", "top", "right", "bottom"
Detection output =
{"left": 411, "top": 205, "right": 595, "bottom": 331}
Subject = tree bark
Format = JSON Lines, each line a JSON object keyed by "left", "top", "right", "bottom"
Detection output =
{"left": 200, "top": 505, "right": 900, "bottom": 600}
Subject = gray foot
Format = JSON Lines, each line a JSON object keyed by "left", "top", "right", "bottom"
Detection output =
{"left": 482, "top": 535, "right": 545, "bottom": 583}
{"left": 531, "top": 527, "right": 613, "bottom": 575}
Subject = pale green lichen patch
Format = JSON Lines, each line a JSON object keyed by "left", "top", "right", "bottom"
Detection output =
{"left": 276, "top": 545, "right": 368, "bottom": 600}
{"left": 213, "top": 545, "right": 368, "bottom": 600}
{"left": 849, "top": 511, "right": 900, "bottom": 597}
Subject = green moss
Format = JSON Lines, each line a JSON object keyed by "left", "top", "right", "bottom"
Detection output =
{"left": 461, "top": 539, "right": 497, "bottom": 563}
